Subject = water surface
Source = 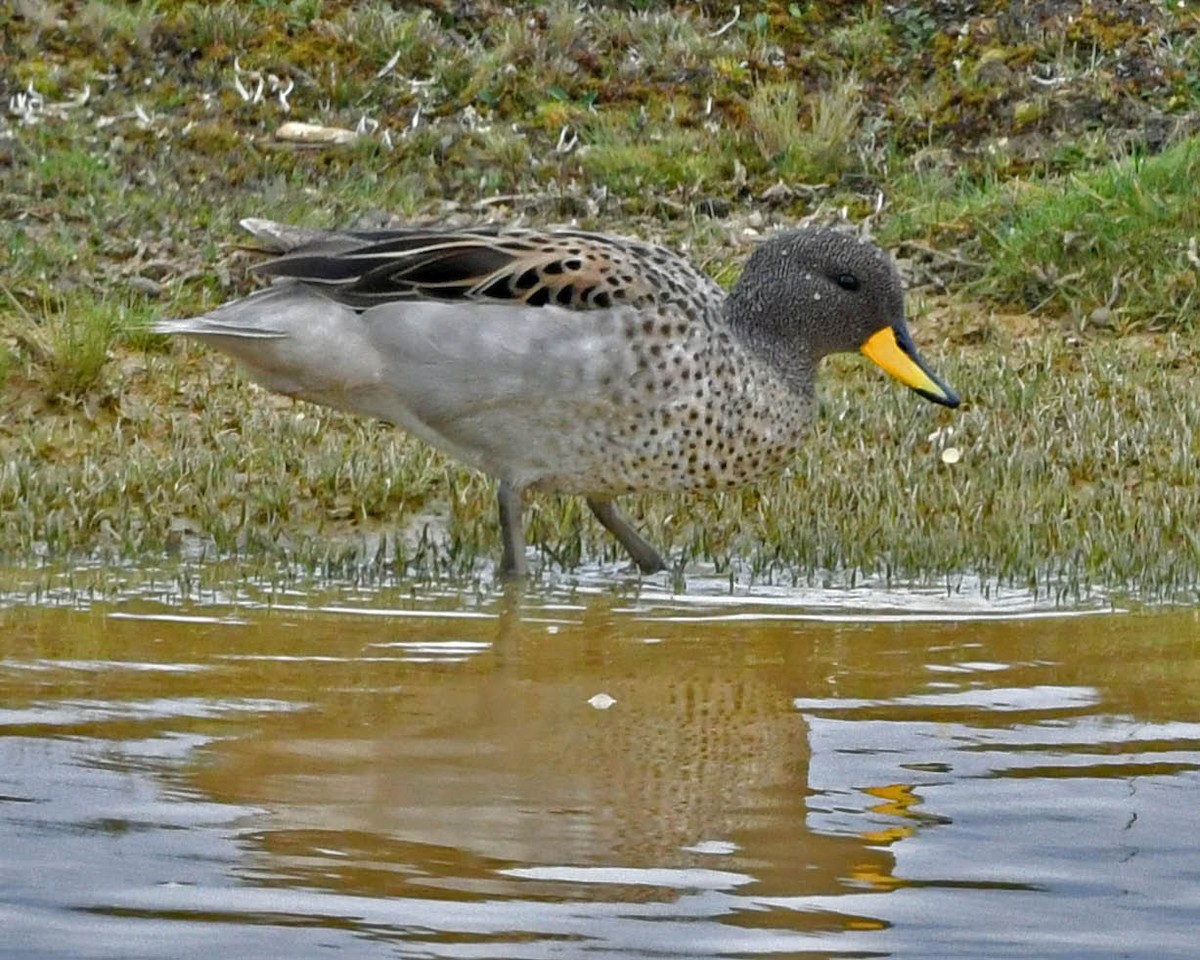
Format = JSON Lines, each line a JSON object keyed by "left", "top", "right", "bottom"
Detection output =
{"left": 2, "top": 571, "right": 1198, "bottom": 958}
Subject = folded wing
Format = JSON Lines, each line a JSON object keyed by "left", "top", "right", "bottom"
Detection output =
{"left": 249, "top": 222, "right": 674, "bottom": 312}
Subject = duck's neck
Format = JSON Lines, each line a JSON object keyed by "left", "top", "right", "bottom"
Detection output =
{"left": 723, "top": 295, "right": 817, "bottom": 402}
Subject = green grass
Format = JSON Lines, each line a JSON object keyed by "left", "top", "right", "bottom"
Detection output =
{"left": 748, "top": 77, "right": 864, "bottom": 184}
{"left": 884, "top": 138, "right": 1200, "bottom": 329}
{"left": 3, "top": 0, "right": 1200, "bottom": 598}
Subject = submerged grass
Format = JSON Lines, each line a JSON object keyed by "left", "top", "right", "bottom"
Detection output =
{"left": 3, "top": 0, "right": 1200, "bottom": 598}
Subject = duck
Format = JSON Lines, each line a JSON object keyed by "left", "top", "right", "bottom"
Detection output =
{"left": 154, "top": 218, "right": 960, "bottom": 576}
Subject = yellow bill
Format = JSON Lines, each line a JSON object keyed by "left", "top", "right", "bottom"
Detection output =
{"left": 861, "top": 326, "right": 960, "bottom": 408}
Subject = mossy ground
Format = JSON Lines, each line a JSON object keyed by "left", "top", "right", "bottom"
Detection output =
{"left": 2, "top": 1, "right": 1199, "bottom": 599}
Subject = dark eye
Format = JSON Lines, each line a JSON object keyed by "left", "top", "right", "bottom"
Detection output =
{"left": 834, "top": 272, "right": 860, "bottom": 292}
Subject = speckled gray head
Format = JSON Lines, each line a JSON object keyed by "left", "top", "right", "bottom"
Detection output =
{"left": 727, "top": 228, "right": 960, "bottom": 408}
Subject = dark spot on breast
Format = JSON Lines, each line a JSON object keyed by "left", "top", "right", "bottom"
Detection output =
{"left": 592, "top": 290, "right": 612, "bottom": 308}
{"left": 515, "top": 269, "right": 540, "bottom": 290}
{"left": 526, "top": 287, "right": 552, "bottom": 307}
{"left": 544, "top": 260, "right": 565, "bottom": 275}
{"left": 555, "top": 284, "right": 576, "bottom": 306}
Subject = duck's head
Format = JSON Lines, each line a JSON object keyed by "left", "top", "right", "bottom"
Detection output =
{"left": 727, "top": 228, "right": 960, "bottom": 408}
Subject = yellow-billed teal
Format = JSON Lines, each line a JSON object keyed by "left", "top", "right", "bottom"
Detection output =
{"left": 154, "top": 219, "right": 959, "bottom": 576}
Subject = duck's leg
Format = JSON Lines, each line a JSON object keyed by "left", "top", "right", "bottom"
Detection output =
{"left": 498, "top": 481, "right": 529, "bottom": 577}
{"left": 586, "top": 498, "right": 667, "bottom": 574}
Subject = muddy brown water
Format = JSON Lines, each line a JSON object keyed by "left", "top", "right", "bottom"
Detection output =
{"left": 2, "top": 570, "right": 1198, "bottom": 959}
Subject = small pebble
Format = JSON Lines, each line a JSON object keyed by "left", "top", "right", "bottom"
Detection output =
{"left": 129, "top": 275, "right": 163, "bottom": 298}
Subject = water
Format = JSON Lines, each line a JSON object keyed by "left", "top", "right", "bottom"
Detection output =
{"left": 2, "top": 570, "right": 1198, "bottom": 959}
